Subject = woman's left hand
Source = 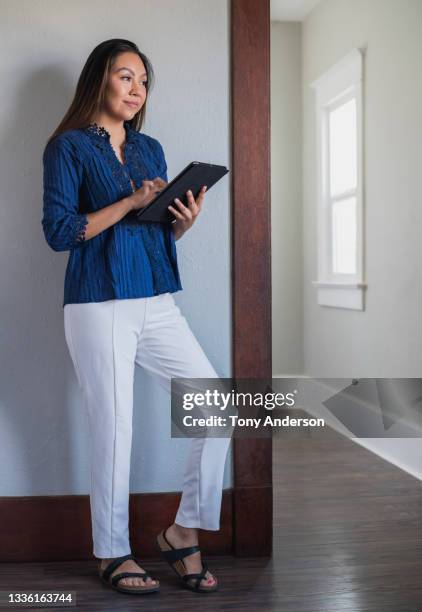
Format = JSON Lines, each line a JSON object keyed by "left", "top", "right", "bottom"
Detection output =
{"left": 168, "top": 186, "right": 207, "bottom": 241}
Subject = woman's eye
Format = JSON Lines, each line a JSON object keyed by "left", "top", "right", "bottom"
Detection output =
{"left": 122, "top": 76, "right": 147, "bottom": 87}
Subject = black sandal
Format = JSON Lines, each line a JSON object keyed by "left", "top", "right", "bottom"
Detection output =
{"left": 98, "top": 553, "right": 160, "bottom": 594}
{"left": 156, "top": 528, "right": 218, "bottom": 593}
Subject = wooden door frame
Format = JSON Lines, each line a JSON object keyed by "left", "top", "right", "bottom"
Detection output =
{"left": 231, "top": 0, "right": 272, "bottom": 557}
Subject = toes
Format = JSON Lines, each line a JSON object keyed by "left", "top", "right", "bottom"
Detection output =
{"left": 187, "top": 573, "right": 216, "bottom": 589}
{"left": 203, "top": 571, "right": 216, "bottom": 586}
{"left": 126, "top": 578, "right": 139, "bottom": 587}
{"left": 118, "top": 577, "right": 148, "bottom": 587}
{"left": 130, "top": 578, "right": 156, "bottom": 587}
{"left": 109, "top": 560, "right": 157, "bottom": 588}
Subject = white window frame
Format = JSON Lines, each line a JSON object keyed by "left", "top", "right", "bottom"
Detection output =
{"left": 310, "top": 48, "right": 366, "bottom": 310}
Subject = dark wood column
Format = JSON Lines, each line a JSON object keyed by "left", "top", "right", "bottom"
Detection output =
{"left": 231, "top": 0, "right": 272, "bottom": 557}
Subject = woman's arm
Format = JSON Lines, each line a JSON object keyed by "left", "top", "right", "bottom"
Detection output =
{"left": 168, "top": 186, "right": 207, "bottom": 241}
{"left": 81, "top": 196, "right": 133, "bottom": 241}
{"left": 82, "top": 179, "right": 166, "bottom": 241}
{"left": 42, "top": 135, "right": 165, "bottom": 250}
{"left": 170, "top": 221, "right": 183, "bottom": 242}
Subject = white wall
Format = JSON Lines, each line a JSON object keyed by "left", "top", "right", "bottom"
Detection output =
{"left": 0, "top": 0, "right": 232, "bottom": 495}
{"left": 271, "top": 0, "right": 422, "bottom": 479}
{"left": 301, "top": 0, "right": 422, "bottom": 479}
{"left": 302, "top": 0, "right": 422, "bottom": 378}
{"left": 271, "top": 21, "right": 303, "bottom": 377}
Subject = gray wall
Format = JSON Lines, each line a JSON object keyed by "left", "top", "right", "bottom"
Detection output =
{"left": 271, "top": 0, "right": 422, "bottom": 479}
{"left": 0, "top": 0, "right": 232, "bottom": 495}
{"left": 271, "top": 21, "right": 303, "bottom": 377}
{"left": 302, "top": 0, "right": 422, "bottom": 378}
{"left": 301, "top": 0, "right": 422, "bottom": 478}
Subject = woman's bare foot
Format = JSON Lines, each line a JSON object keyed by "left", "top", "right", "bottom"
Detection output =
{"left": 164, "top": 523, "right": 217, "bottom": 588}
{"left": 100, "top": 557, "right": 158, "bottom": 588}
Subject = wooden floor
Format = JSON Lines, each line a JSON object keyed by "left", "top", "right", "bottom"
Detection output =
{"left": 2, "top": 427, "right": 422, "bottom": 611}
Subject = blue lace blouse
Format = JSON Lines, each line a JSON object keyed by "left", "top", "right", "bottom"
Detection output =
{"left": 42, "top": 121, "right": 183, "bottom": 306}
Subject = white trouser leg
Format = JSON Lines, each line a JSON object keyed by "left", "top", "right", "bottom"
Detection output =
{"left": 64, "top": 299, "right": 141, "bottom": 558}
{"left": 135, "top": 292, "right": 231, "bottom": 531}
{"left": 64, "top": 293, "right": 231, "bottom": 558}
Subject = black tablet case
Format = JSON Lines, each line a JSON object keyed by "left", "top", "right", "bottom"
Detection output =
{"left": 135, "top": 161, "right": 229, "bottom": 223}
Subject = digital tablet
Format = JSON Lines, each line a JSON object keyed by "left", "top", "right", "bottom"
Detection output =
{"left": 135, "top": 161, "right": 229, "bottom": 223}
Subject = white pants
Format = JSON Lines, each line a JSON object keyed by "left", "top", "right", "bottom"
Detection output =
{"left": 64, "top": 292, "right": 231, "bottom": 559}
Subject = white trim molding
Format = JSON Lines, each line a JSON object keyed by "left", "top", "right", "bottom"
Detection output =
{"left": 310, "top": 48, "right": 366, "bottom": 310}
{"left": 312, "top": 280, "right": 366, "bottom": 310}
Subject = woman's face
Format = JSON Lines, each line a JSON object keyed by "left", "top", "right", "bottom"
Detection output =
{"left": 103, "top": 51, "right": 148, "bottom": 121}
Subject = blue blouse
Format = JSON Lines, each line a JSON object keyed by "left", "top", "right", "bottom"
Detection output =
{"left": 42, "top": 121, "right": 183, "bottom": 306}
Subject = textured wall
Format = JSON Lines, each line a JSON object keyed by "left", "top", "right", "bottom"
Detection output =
{"left": 0, "top": 0, "right": 232, "bottom": 495}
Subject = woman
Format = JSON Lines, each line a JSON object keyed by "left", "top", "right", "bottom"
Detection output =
{"left": 42, "top": 38, "right": 231, "bottom": 595}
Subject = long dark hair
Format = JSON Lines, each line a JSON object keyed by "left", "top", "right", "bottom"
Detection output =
{"left": 46, "top": 39, "right": 154, "bottom": 146}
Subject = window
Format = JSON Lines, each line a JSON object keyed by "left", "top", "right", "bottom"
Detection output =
{"left": 310, "top": 48, "right": 366, "bottom": 310}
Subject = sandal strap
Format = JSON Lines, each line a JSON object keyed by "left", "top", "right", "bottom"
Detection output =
{"left": 183, "top": 561, "right": 208, "bottom": 580}
{"left": 161, "top": 544, "right": 201, "bottom": 564}
{"left": 111, "top": 571, "right": 155, "bottom": 587}
{"left": 182, "top": 561, "right": 209, "bottom": 591}
{"left": 102, "top": 553, "right": 135, "bottom": 582}
{"left": 161, "top": 527, "right": 202, "bottom": 564}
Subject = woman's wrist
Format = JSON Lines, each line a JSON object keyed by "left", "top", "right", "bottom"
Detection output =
{"left": 122, "top": 195, "right": 135, "bottom": 213}
{"left": 171, "top": 223, "right": 184, "bottom": 241}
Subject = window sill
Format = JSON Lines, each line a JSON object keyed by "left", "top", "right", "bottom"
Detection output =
{"left": 312, "top": 281, "right": 367, "bottom": 310}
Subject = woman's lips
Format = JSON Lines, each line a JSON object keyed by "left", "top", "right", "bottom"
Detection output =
{"left": 125, "top": 101, "right": 139, "bottom": 109}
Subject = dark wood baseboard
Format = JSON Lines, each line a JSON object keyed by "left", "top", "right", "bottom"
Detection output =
{"left": 0, "top": 489, "right": 234, "bottom": 562}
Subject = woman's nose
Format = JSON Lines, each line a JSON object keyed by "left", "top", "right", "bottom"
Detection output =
{"left": 131, "top": 83, "right": 144, "bottom": 97}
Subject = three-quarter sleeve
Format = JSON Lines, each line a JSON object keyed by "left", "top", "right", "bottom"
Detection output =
{"left": 42, "top": 135, "right": 88, "bottom": 252}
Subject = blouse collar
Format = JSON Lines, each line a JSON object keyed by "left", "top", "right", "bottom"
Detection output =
{"left": 84, "top": 120, "right": 138, "bottom": 144}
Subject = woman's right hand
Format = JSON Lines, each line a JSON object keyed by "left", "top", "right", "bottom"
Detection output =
{"left": 128, "top": 177, "right": 168, "bottom": 211}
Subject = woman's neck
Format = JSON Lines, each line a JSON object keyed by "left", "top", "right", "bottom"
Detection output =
{"left": 90, "top": 115, "right": 126, "bottom": 146}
